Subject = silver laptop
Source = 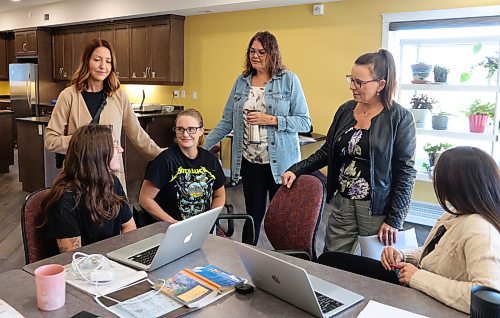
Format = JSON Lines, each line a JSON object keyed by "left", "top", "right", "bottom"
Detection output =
{"left": 107, "top": 206, "right": 223, "bottom": 272}
{"left": 234, "top": 242, "right": 364, "bottom": 318}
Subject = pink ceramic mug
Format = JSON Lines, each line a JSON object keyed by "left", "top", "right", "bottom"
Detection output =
{"left": 34, "top": 264, "right": 66, "bottom": 311}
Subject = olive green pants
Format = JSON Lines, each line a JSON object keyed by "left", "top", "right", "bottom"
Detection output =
{"left": 323, "top": 193, "right": 385, "bottom": 254}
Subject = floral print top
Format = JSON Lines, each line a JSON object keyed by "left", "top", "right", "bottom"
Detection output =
{"left": 242, "top": 86, "right": 269, "bottom": 164}
{"left": 334, "top": 127, "right": 371, "bottom": 200}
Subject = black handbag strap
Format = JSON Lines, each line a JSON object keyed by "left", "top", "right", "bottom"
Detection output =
{"left": 90, "top": 92, "right": 108, "bottom": 124}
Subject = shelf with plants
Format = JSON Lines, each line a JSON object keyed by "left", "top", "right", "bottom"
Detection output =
{"left": 394, "top": 38, "right": 500, "bottom": 180}
{"left": 400, "top": 83, "right": 499, "bottom": 92}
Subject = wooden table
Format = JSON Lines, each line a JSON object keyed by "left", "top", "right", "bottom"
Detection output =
{"left": 23, "top": 222, "right": 467, "bottom": 317}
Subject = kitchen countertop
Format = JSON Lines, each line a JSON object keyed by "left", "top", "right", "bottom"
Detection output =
{"left": 16, "top": 116, "right": 51, "bottom": 124}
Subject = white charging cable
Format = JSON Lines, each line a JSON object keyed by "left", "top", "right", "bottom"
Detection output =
{"left": 69, "top": 252, "right": 116, "bottom": 286}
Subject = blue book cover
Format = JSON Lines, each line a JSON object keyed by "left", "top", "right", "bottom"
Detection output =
{"left": 189, "top": 265, "right": 245, "bottom": 290}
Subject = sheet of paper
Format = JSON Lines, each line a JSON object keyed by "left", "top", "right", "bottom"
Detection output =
{"left": 105, "top": 290, "right": 182, "bottom": 318}
{"left": 0, "top": 299, "right": 24, "bottom": 318}
{"left": 358, "top": 228, "right": 418, "bottom": 260}
{"left": 65, "top": 259, "right": 148, "bottom": 296}
{"left": 357, "top": 300, "right": 429, "bottom": 318}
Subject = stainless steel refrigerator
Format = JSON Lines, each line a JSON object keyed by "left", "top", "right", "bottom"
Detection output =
{"left": 9, "top": 63, "right": 39, "bottom": 143}
{"left": 9, "top": 63, "right": 39, "bottom": 119}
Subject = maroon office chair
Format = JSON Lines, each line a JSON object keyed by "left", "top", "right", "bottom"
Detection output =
{"left": 264, "top": 174, "right": 326, "bottom": 261}
{"left": 21, "top": 188, "right": 51, "bottom": 264}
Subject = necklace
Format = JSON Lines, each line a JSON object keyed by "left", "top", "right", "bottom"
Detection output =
{"left": 354, "top": 110, "right": 371, "bottom": 117}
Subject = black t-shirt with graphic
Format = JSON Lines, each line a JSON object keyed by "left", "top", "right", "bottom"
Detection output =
{"left": 144, "top": 145, "right": 226, "bottom": 221}
{"left": 46, "top": 176, "right": 132, "bottom": 256}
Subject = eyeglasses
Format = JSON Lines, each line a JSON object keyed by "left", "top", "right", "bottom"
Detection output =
{"left": 174, "top": 127, "right": 202, "bottom": 135}
{"left": 248, "top": 48, "right": 267, "bottom": 57}
{"left": 113, "top": 140, "right": 120, "bottom": 148}
{"left": 345, "top": 75, "right": 380, "bottom": 88}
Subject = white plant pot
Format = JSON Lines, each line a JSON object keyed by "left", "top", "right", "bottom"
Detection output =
{"left": 410, "top": 109, "right": 430, "bottom": 128}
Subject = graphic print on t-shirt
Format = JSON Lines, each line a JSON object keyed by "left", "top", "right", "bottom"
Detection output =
{"left": 170, "top": 166, "right": 216, "bottom": 219}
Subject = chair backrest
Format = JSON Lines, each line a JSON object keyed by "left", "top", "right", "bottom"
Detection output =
{"left": 264, "top": 174, "right": 326, "bottom": 261}
{"left": 21, "top": 188, "right": 51, "bottom": 264}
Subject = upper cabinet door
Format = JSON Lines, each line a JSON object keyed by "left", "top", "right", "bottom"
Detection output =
{"left": 53, "top": 31, "right": 72, "bottom": 80}
{"left": 148, "top": 20, "right": 170, "bottom": 82}
{"left": 113, "top": 25, "right": 130, "bottom": 81}
{"left": 129, "top": 23, "right": 149, "bottom": 80}
{"left": 0, "top": 33, "right": 14, "bottom": 80}
{"left": 15, "top": 30, "right": 38, "bottom": 57}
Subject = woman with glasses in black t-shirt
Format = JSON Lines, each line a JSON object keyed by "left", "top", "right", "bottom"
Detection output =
{"left": 139, "top": 109, "right": 226, "bottom": 223}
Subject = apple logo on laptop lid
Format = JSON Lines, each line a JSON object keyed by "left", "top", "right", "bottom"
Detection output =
{"left": 184, "top": 233, "right": 193, "bottom": 244}
{"left": 272, "top": 274, "right": 281, "bottom": 284}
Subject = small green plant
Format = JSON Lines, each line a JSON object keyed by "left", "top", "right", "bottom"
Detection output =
{"left": 465, "top": 99, "right": 495, "bottom": 118}
{"left": 433, "top": 65, "right": 449, "bottom": 83}
{"left": 478, "top": 55, "right": 498, "bottom": 80}
{"left": 410, "top": 94, "right": 437, "bottom": 110}
{"left": 423, "top": 142, "right": 453, "bottom": 155}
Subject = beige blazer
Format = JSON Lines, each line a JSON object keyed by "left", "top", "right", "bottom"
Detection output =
{"left": 403, "top": 212, "right": 500, "bottom": 313}
{"left": 45, "top": 86, "right": 162, "bottom": 193}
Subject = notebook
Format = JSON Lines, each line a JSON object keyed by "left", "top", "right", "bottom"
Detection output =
{"left": 234, "top": 242, "right": 364, "bottom": 318}
{"left": 107, "top": 206, "right": 223, "bottom": 272}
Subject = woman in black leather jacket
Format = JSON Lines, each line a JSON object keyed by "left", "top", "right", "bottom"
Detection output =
{"left": 282, "top": 49, "right": 416, "bottom": 253}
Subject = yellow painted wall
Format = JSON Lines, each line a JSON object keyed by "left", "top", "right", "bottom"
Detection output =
{"left": 0, "top": 81, "right": 9, "bottom": 95}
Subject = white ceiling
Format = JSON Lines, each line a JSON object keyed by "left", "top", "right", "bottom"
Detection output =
{"left": 0, "top": 0, "right": 67, "bottom": 13}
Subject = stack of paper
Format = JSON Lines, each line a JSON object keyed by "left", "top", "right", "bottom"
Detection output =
{"left": 65, "top": 259, "right": 148, "bottom": 296}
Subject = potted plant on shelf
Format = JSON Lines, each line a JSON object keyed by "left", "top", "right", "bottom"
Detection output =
{"left": 431, "top": 111, "right": 450, "bottom": 130}
{"left": 465, "top": 99, "right": 495, "bottom": 133}
{"left": 409, "top": 93, "right": 436, "bottom": 128}
{"left": 411, "top": 62, "right": 433, "bottom": 83}
{"left": 423, "top": 142, "right": 453, "bottom": 174}
{"left": 477, "top": 55, "right": 498, "bottom": 83}
{"left": 433, "top": 65, "right": 449, "bottom": 83}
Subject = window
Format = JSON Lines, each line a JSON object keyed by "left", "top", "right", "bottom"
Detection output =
{"left": 383, "top": 7, "right": 500, "bottom": 180}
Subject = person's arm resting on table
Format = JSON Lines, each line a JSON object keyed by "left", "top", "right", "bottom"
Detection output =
{"left": 56, "top": 237, "right": 82, "bottom": 253}
{"left": 139, "top": 180, "right": 178, "bottom": 224}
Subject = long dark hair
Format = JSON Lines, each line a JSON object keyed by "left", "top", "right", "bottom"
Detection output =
{"left": 355, "top": 49, "right": 397, "bottom": 109}
{"left": 41, "top": 125, "right": 125, "bottom": 225}
{"left": 71, "top": 38, "right": 120, "bottom": 96}
{"left": 242, "top": 31, "right": 286, "bottom": 78}
{"left": 433, "top": 146, "right": 500, "bottom": 232}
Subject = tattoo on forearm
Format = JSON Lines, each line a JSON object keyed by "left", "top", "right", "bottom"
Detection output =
{"left": 57, "top": 237, "right": 81, "bottom": 253}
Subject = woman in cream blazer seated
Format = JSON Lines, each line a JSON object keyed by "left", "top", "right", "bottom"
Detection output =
{"left": 45, "top": 38, "right": 162, "bottom": 192}
{"left": 318, "top": 146, "right": 499, "bottom": 314}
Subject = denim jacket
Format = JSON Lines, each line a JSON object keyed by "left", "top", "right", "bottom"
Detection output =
{"left": 204, "top": 70, "right": 311, "bottom": 184}
{"left": 288, "top": 100, "right": 417, "bottom": 229}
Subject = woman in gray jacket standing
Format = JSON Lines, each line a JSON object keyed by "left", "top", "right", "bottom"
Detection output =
{"left": 205, "top": 31, "right": 311, "bottom": 245}
{"left": 282, "top": 49, "right": 416, "bottom": 253}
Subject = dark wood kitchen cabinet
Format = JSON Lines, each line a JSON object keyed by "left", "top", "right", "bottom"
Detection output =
{"left": 15, "top": 29, "right": 51, "bottom": 57}
{"left": 52, "top": 30, "right": 73, "bottom": 80}
{"left": 0, "top": 32, "right": 15, "bottom": 80}
{"left": 50, "top": 14, "right": 184, "bottom": 85}
{"left": 71, "top": 27, "right": 98, "bottom": 76}
{"left": 99, "top": 25, "right": 130, "bottom": 81}
{"left": 129, "top": 15, "right": 184, "bottom": 85}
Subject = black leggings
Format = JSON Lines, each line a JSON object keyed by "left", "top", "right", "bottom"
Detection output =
{"left": 240, "top": 158, "right": 280, "bottom": 245}
{"left": 317, "top": 252, "right": 401, "bottom": 285}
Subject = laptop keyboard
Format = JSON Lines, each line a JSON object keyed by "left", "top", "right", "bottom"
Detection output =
{"left": 315, "top": 291, "right": 343, "bottom": 314}
{"left": 128, "top": 245, "right": 160, "bottom": 265}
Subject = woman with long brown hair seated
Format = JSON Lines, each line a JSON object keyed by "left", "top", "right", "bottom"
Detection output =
{"left": 42, "top": 125, "right": 136, "bottom": 255}
{"left": 318, "top": 146, "right": 500, "bottom": 313}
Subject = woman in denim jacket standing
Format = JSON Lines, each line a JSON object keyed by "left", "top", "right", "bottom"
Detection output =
{"left": 205, "top": 31, "right": 311, "bottom": 245}
{"left": 283, "top": 49, "right": 416, "bottom": 253}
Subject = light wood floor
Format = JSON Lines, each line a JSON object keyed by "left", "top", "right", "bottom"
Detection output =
{"left": 0, "top": 150, "right": 429, "bottom": 274}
